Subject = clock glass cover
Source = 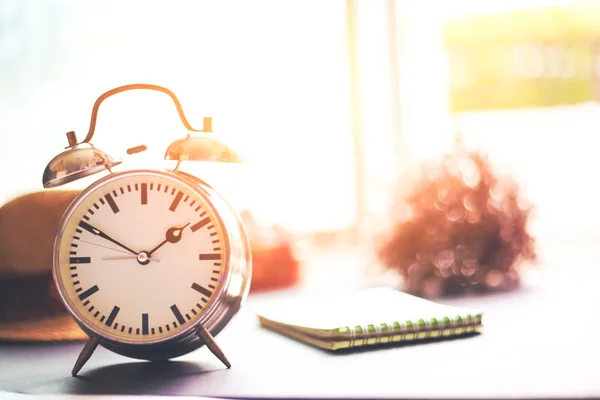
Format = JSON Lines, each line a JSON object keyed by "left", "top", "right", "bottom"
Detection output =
{"left": 54, "top": 170, "right": 229, "bottom": 344}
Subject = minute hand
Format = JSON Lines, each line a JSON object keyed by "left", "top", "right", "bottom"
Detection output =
{"left": 79, "top": 221, "right": 138, "bottom": 255}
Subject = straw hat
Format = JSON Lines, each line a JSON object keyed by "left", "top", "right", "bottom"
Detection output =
{"left": 0, "top": 190, "right": 87, "bottom": 341}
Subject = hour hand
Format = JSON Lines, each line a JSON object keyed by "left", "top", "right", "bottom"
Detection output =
{"left": 147, "top": 223, "right": 191, "bottom": 257}
{"left": 79, "top": 221, "right": 138, "bottom": 255}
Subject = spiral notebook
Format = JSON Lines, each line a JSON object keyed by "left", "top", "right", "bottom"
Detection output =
{"left": 257, "top": 287, "right": 483, "bottom": 350}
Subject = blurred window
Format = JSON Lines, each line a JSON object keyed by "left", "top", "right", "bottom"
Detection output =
{"left": 3, "top": 0, "right": 600, "bottom": 248}
{"left": 0, "top": 0, "right": 353, "bottom": 234}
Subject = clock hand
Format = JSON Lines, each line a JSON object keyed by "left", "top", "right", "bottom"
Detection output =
{"left": 147, "top": 222, "right": 191, "bottom": 257}
{"left": 79, "top": 221, "right": 138, "bottom": 255}
{"left": 102, "top": 255, "right": 160, "bottom": 263}
{"left": 79, "top": 239, "right": 133, "bottom": 255}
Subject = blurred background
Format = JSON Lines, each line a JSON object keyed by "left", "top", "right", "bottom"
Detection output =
{"left": 1, "top": 0, "right": 598, "bottom": 293}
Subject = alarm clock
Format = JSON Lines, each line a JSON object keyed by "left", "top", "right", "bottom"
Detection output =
{"left": 41, "top": 84, "right": 252, "bottom": 376}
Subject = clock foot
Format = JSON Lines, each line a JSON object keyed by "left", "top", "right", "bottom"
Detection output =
{"left": 72, "top": 336, "right": 99, "bottom": 376}
{"left": 196, "top": 326, "right": 231, "bottom": 368}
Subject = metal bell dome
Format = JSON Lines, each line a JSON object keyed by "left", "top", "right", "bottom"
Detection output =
{"left": 164, "top": 117, "right": 242, "bottom": 164}
{"left": 42, "top": 131, "right": 121, "bottom": 188}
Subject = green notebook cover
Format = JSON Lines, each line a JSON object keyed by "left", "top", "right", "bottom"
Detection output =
{"left": 256, "top": 287, "right": 483, "bottom": 350}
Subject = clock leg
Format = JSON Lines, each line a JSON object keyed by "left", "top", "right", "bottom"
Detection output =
{"left": 72, "top": 336, "right": 100, "bottom": 376}
{"left": 196, "top": 326, "right": 231, "bottom": 368}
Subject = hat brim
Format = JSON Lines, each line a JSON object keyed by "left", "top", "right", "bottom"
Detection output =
{"left": 0, "top": 314, "right": 88, "bottom": 342}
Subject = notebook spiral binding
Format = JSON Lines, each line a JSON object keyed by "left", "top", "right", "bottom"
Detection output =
{"left": 345, "top": 314, "right": 482, "bottom": 348}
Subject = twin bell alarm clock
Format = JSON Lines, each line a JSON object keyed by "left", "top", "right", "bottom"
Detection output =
{"left": 41, "top": 84, "right": 252, "bottom": 376}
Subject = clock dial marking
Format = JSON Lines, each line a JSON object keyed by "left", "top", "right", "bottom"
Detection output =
{"left": 169, "top": 191, "right": 184, "bottom": 212}
{"left": 199, "top": 253, "right": 220, "bottom": 261}
{"left": 142, "top": 313, "right": 149, "bottom": 335}
{"left": 79, "top": 285, "right": 99, "bottom": 301}
{"left": 105, "top": 193, "right": 120, "bottom": 214}
{"left": 192, "top": 283, "right": 212, "bottom": 297}
{"left": 105, "top": 306, "right": 120, "bottom": 327}
{"left": 170, "top": 304, "right": 186, "bottom": 325}
{"left": 141, "top": 183, "right": 148, "bottom": 204}
{"left": 70, "top": 257, "right": 90, "bottom": 264}
{"left": 190, "top": 217, "right": 210, "bottom": 232}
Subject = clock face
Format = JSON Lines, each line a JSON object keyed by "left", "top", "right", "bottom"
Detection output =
{"left": 55, "top": 171, "right": 228, "bottom": 344}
